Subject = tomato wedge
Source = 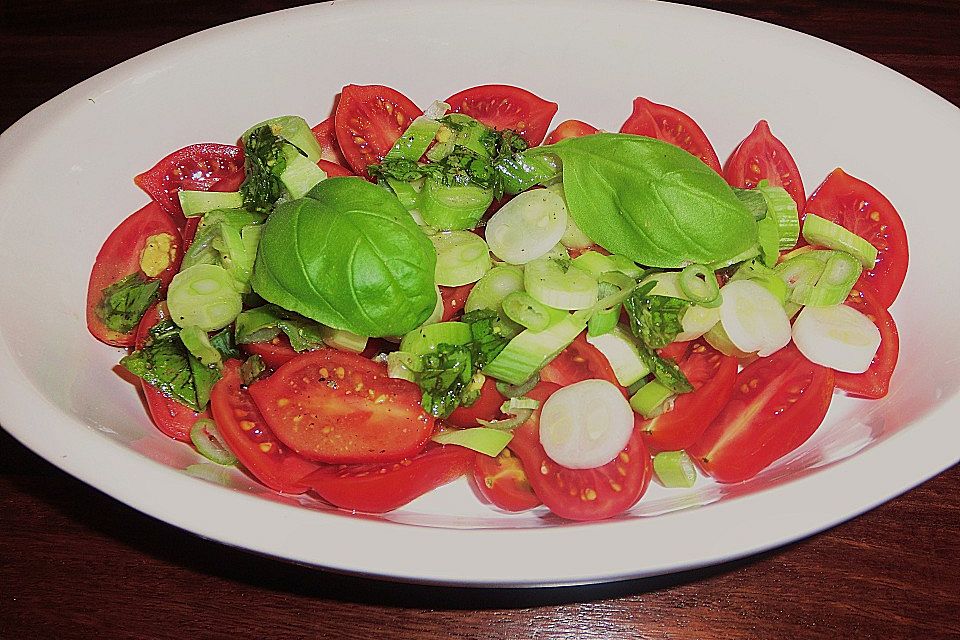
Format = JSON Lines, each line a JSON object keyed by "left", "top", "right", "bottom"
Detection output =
{"left": 446, "top": 376, "right": 505, "bottom": 428}
{"left": 803, "top": 168, "right": 908, "bottom": 308}
{"left": 444, "top": 85, "right": 558, "bottom": 146}
{"left": 134, "top": 143, "right": 244, "bottom": 226}
{"left": 247, "top": 350, "right": 434, "bottom": 464}
{"left": 211, "top": 360, "right": 320, "bottom": 494}
{"left": 310, "top": 116, "right": 349, "bottom": 166}
{"left": 86, "top": 202, "right": 183, "bottom": 347}
{"left": 689, "top": 345, "right": 835, "bottom": 484}
{"left": 835, "top": 283, "right": 899, "bottom": 399}
{"left": 540, "top": 333, "right": 622, "bottom": 390}
{"left": 134, "top": 303, "right": 206, "bottom": 442}
{"left": 302, "top": 445, "right": 475, "bottom": 513}
{"left": 619, "top": 97, "right": 721, "bottom": 173}
{"left": 640, "top": 340, "right": 738, "bottom": 453}
{"left": 439, "top": 283, "right": 474, "bottom": 322}
{"left": 724, "top": 120, "right": 805, "bottom": 210}
{"left": 241, "top": 334, "right": 301, "bottom": 370}
{"left": 473, "top": 449, "right": 541, "bottom": 512}
{"left": 544, "top": 119, "right": 599, "bottom": 145}
{"left": 334, "top": 84, "right": 422, "bottom": 179}
{"left": 508, "top": 382, "right": 652, "bottom": 521}
{"left": 318, "top": 159, "right": 354, "bottom": 178}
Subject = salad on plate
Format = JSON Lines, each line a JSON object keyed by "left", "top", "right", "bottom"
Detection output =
{"left": 85, "top": 83, "right": 906, "bottom": 521}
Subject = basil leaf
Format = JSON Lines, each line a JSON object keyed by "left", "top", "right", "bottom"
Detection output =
{"left": 541, "top": 133, "right": 757, "bottom": 267}
{"left": 120, "top": 329, "right": 220, "bottom": 411}
{"left": 419, "top": 344, "right": 475, "bottom": 418}
{"left": 234, "top": 304, "right": 327, "bottom": 352}
{"left": 623, "top": 291, "right": 690, "bottom": 349}
{"left": 94, "top": 273, "right": 160, "bottom": 334}
{"left": 639, "top": 347, "right": 694, "bottom": 394}
{"left": 251, "top": 179, "right": 437, "bottom": 337}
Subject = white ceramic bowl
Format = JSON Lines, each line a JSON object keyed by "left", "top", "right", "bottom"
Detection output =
{"left": 1, "top": 0, "right": 958, "bottom": 586}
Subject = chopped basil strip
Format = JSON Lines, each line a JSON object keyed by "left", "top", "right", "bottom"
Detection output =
{"left": 95, "top": 273, "right": 161, "bottom": 334}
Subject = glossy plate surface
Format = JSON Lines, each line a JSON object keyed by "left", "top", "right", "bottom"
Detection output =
{"left": 1, "top": 0, "right": 958, "bottom": 586}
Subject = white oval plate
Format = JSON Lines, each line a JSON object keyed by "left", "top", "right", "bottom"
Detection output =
{"left": 1, "top": 0, "right": 958, "bottom": 587}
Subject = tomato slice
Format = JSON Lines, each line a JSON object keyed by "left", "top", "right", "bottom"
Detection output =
{"left": 211, "top": 360, "right": 320, "bottom": 494}
{"left": 803, "top": 168, "right": 908, "bottom": 308}
{"left": 640, "top": 340, "right": 738, "bottom": 452}
{"left": 132, "top": 303, "right": 206, "bottom": 442}
{"left": 544, "top": 119, "right": 599, "bottom": 145}
{"left": 86, "top": 202, "right": 183, "bottom": 347}
{"left": 508, "top": 382, "right": 652, "bottom": 521}
{"left": 310, "top": 116, "right": 349, "bottom": 166}
{"left": 318, "top": 159, "right": 354, "bottom": 178}
{"left": 689, "top": 345, "right": 835, "bottom": 483}
{"left": 302, "top": 445, "right": 475, "bottom": 513}
{"left": 723, "top": 120, "right": 805, "bottom": 211}
{"left": 446, "top": 376, "right": 505, "bottom": 428}
{"left": 444, "top": 85, "right": 558, "bottom": 146}
{"left": 835, "top": 283, "right": 899, "bottom": 399}
{"left": 134, "top": 143, "right": 244, "bottom": 226}
{"left": 619, "top": 97, "right": 721, "bottom": 173}
{"left": 247, "top": 350, "right": 435, "bottom": 464}
{"left": 334, "top": 84, "right": 422, "bottom": 179}
{"left": 540, "top": 333, "right": 622, "bottom": 390}
{"left": 473, "top": 449, "right": 541, "bottom": 512}
{"left": 240, "top": 334, "right": 301, "bottom": 370}
{"left": 439, "top": 283, "right": 475, "bottom": 322}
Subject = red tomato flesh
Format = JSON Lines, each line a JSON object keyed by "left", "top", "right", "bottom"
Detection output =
{"left": 303, "top": 445, "right": 475, "bottom": 513}
{"left": 446, "top": 376, "right": 505, "bottom": 429}
{"left": 544, "top": 119, "right": 599, "bottom": 145}
{"left": 335, "top": 84, "right": 422, "bottom": 179}
{"left": 318, "top": 159, "right": 354, "bottom": 178}
{"left": 619, "top": 97, "right": 721, "bottom": 173}
{"left": 689, "top": 345, "right": 835, "bottom": 484}
{"left": 724, "top": 119, "right": 806, "bottom": 211}
{"left": 134, "top": 143, "right": 244, "bottom": 227}
{"left": 540, "top": 333, "right": 622, "bottom": 391}
{"left": 241, "top": 334, "right": 302, "bottom": 370}
{"left": 248, "top": 350, "right": 435, "bottom": 464}
{"left": 439, "top": 283, "right": 475, "bottom": 322}
{"left": 445, "top": 84, "right": 558, "bottom": 146}
{"left": 803, "top": 168, "right": 908, "bottom": 308}
{"left": 835, "top": 283, "right": 899, "bottom": 399}
{"left": 86, "top": 202, "right": 183, "bottom": 347}
{"left": 640, "top": 340, "right": 738, "bottom": 453}
{"left": 311, "top": 116, "right": 349, "bottom": 166}
{"left": 508, "top": 383, "right": 652, "bottom": 521}
{"left": 211, "top": 360, "right": 320, "bottom": 494}
{"left": 473, "top": 449, "right": 541, "bottom": 512}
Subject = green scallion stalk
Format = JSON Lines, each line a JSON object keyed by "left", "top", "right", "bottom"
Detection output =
{"left": 629, "top": 380, "right": 675, "bottom": 418}
{"left": 431, "top": 427, "right": 513, "bottom": 457}
{"left": 190, "top": 418, "right": 238, "bottom": 466}
{"left": 430, "top": 231, "right": 492, "bottom": 286}
{"left": 757, "top": 180, "right": 801, "bottom": 249}
{"left": 177, "top": 190, "right": 244, "bottom": 218}
{"left": 166, "top": 264, "right": 242, "bottom": 332}
{"left": 653, "top": 450, "right": 698, "bottom": 488}
{"left": 802, "top": 213, "right": 878, "bottom": 268}
{"left": 587, "top": 306, "right": 620, "bottom": 337}
{"left": 418, "top": 179, "right": 493, "bottom": 231}
{"left": 464, "top": 265, "right": 525, "bottom": 314}
{"left": 501, "top": 292, "right": 552, "bottom": 332}
{"left": 495, "top": 374, "right": 540, "bottom": 398}
{"left": 801, "top": 250, "right": 862, "bottom": 307}
{"left": 678, "top": 264, "right": 721, "bottom": 307}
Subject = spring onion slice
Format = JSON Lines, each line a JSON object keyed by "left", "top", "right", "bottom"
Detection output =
{"left": 495, "top": 374, "right": 540, "bottom": 398}
{"left": 641, "top": 272, "right": 719, "bottom": 341}
{"left": 418, "top": 180, "right": 493, "bottom": 231}
{"left": 587, "top": 306, "right": 619, "bottom": 337}
{"left": 775, "top": 250, "right": 832, "bottom": 304}
{"left": 502, "top": 292, "right": 552, "bottom": 331}
{"left": 464, "top": 265, "right": 525, "bottom": 313}
{"left": 190, "top": 418, "right": 238, "bottom": 466}
{"left": 432, "top": 427, "right": 513, "bottom": 457}
{"left": 495, "top": 151, "right": 561, "bottom": 196}
{"left": 757, "top": 180, "right": 801, "bottom": 249}
{"left": 718, "top": 279, "right": 792, "bottom": 357}
{"left": 178, "top": 190, "right": 244, "bottom": 218}
{"left": 386, "top": 351, "right": 420, "bottom": 382}
{"left": 430, "top": 231, "right": 491, "bottom": 286}
{"left": 792, "top": 304, "right": 881, "bottom": 373}
{"left": 486, "top": 188, "right": 568, "bottom": 264}
{"left": 802, "top": 213, "right": 878, "bottom": 268}
{"left": 678, "top": 264, "right": 720, "bottom": 307}
{"left": 756, "top": 216, "right": 780, "bottom": 267}
{"left": 167, "top": 263, "right": 242, "bottom": 332}
{"left": 385, "top": 101, "right": 446, "bottom": 161}
{"left": 320, "top": 326, "right": 368, "bottom": 353}
{"left": 477, "top": 408, "right": 534, "bottom": 432}
{"left": 801, "top": 251, "right": 862, "bottom": 307}
{"left": 730, "top": 259, "right": 788, "bottom": 304}
{"left": 385, "top": 178, "right": 422, "bottom": 211}
{"left": 653, "top": 451, "right": 698, "bottom": 488}
{"left": 524, "top": 257, "right": 599, "bottom": 310}
{"left": 502, "top": 397, "right": 540, "bottom": 412}
{"left": 609, "top": 255, "right": 645, "bottom": 280}
{"left": 630, "top": 380, "right": 675, "bottom": 418}
{"left": 571, "top": 251, "right": 618, "bottom": 278}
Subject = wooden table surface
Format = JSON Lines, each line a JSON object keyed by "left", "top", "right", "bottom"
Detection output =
{"left": 1, "top": 1, "right": 958, "bottom": 638}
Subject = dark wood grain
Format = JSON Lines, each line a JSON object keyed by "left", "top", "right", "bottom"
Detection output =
{"left": 1, "top": 2, "right": 958, "bottom": 639}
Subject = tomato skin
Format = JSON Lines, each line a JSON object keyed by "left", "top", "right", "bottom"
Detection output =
{"left": 689, "top": 345, "right": 835, "bottom": 484}
{"left": 247, "top": 350, "right": 435, "bottom": 464}
{"left": 640, "top": 340, "right": 738, "bottom": 453}
{"left": 134, "top": 143, "right": 244, "bottom": 227}
{"left": 544, "top": 119, "right": 599, "bottom": 145}
{"left": 318, "top": 159, "right": 354, "bottom": 178}
{"left": 439, "top": 283, "right": 475, "bottom": 322}
{"left": 619, "top": 97, "right": 721, "bottom": 173}
{"left": 302, "top": 445, "right": 476, "bottom": 513}
{"left": 446, "top": 376, "right": 505, "bottom": 428}
{"left": 445, "top": 85, "right": 558, "bottom": 146}
{"left": 311, "top": 116, "right": 349, "bottom": 166}
{"left": 241, "top": 335, "right": 301, "bottom": 370}
{"left": 473, "top": 449, "right": 541, "bottom": 512}
{"left": 540, "top": 333, "right": 622, "bottom": 390}
{"left": 508, "top": 382, "right": 652, "bottom": 521}
{"left": 803, "top": 168, "right": 908, "bottom": 308}
{"left": 724, "top": 120, "right": 805, "bottom": 211}
{"left": 86, "top": 202, "right": 183, "bottom": 347}
{"left": 133, "top": 303, "right": 205, "bottom": 442}
{"left": 835, "top": 283, "right": 899, "bottom": 399}
{"left": 334, "top": 84, "right": 422, "bottom": 179}
{"left": 211, "top": 360, "right": 320, "bottom": 494}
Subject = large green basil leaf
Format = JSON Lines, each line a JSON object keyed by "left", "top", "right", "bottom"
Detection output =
{"left": 542, "top": 133, "right": 758, "bottom": 268}
{"left": 250, "top": 177, "right": 437, "bottom": 337}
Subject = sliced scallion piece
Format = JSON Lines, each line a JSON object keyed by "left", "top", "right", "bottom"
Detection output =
{"left": 320, "top": 326, "right": 368, "bottom": 353}
{"left": 477, "top": 409, "right": 534, "bottom": 431}
{"left": 802, "top": 213, "right": 878, "bottom": 268}
{"left": 653, "top": 450, "right": 698, "bottom": 488}
{"left": 179, "top": 325, "right": 221, "bottom": 366}
{"left": 502, "top": 397, "right": 540, "bottom": 412}
{"left": 464, "top": 265, "right": 525, "bottom": 313}
{"left": 587, "top": 306, "right": 619, "bottom": 337}
{"left": 502, "top": 291, "right": 552, "bottom": 331}
{"left": 432, "top": 427, "right": 513, "bottom": 457}
{"left": 524, "top": 256, "right": 599, "bottom": 310}
{"left": 486, "top": 188, "right": 568, "bottom": 264}
{"left": 798, "top": 250, "right": 862, "bottom": 307}
{"left": 757, "top": 180, "right": 801, "bottom": 249}
{"left": 167, "top": 264, "right": 242, "bottom": 332}
{"left": 495, "top": 374, "right": 540, "bottom": 398}
{"left": 678, "top": 264, "right": 720, "bottom": 307}
{"left": 178, "top": 190, "right": 244, "bottom": 218}
{"left": 386, "top": 351, "right": 421, "bottom": 382}
{"left": 430, "top": 231, "right": 491, "bottom": 286}
{"left": 756, "top": 215, "right": 780, "bottom": 267}
{"left": 418, "top": 179, "right": 493, "bottom": 231}
{"left": 629, "top": 380, "right": 675, "bottom": 418}
{"left": 190, "top": 418, "right": 238, "bottom": 466}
